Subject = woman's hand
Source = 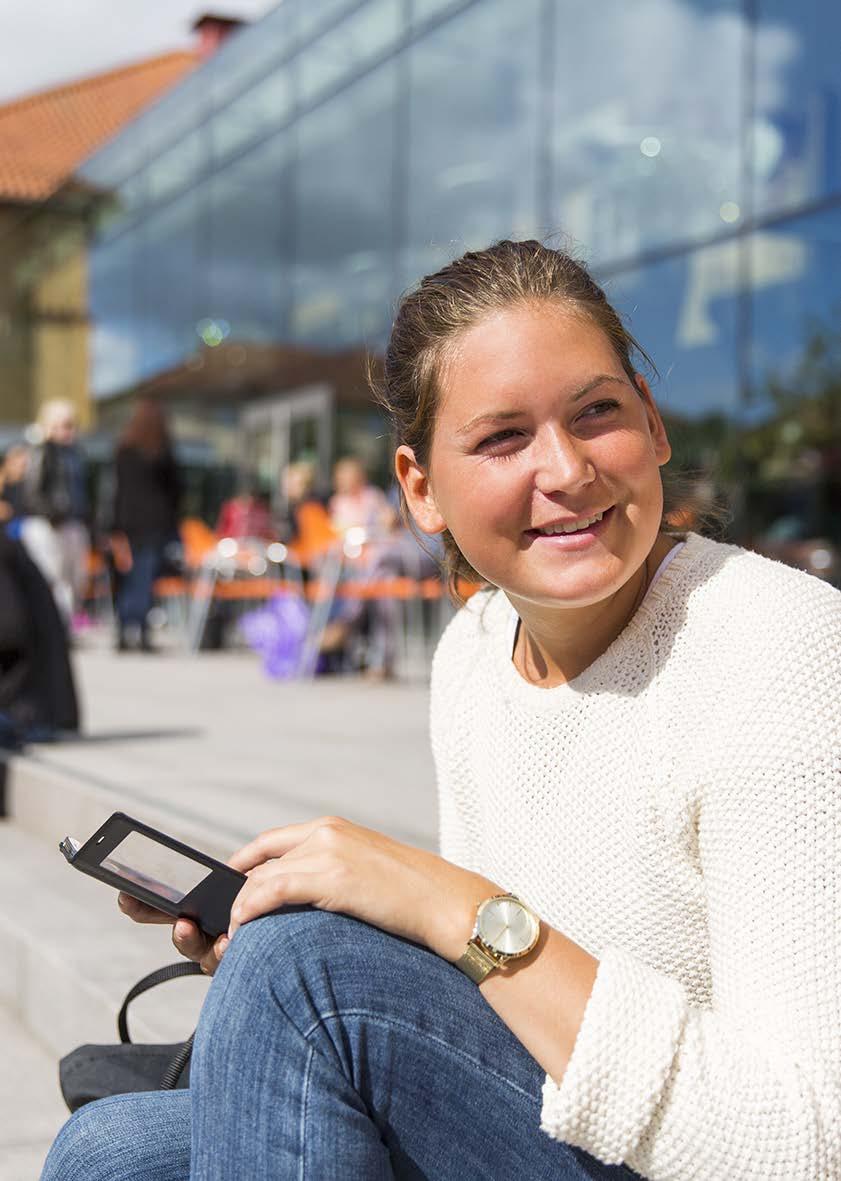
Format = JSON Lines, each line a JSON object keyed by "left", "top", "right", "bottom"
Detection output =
{"left": 117, "top": 893, "right": 229, "bottom": 976}
{"left": 226, "top": 816, "right": 498, "bottom": 962}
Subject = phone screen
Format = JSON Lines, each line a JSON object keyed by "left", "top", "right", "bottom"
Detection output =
{"left": 101, "top": 831, "right": 211, "bottom": 903}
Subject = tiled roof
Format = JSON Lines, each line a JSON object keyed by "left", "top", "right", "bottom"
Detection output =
{"left": 0, "top": 52, "right": 198, "bottom": 202}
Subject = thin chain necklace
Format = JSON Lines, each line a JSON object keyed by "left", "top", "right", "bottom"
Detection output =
{"left": 515, "top": 552, "right": 653, "bottom": 684}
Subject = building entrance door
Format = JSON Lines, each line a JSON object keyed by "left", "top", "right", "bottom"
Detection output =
{"left": 240, "top": 384, "right": 333, "bottom": 511}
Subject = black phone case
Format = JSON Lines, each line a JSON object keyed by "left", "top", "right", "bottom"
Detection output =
{"left": 60, "top": 811, "right": 246, "bottom": 938}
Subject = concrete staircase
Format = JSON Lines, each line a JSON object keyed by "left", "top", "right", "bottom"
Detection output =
{"left": 0, "top": 642, "right": 436, "bottom": 1177}
{"left": 0, "top": 754, "right": 227, "bottom": 1063}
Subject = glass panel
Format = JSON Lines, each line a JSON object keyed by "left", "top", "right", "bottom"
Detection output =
{"left": 206, "top": 133, "right": 291, "bottom": 343}
{"left": 552, "top": 0, "right": 742, "bottom": 265}
{"left": 754, "top": 1, "right": 841, "bottom": 215}
{"left": 89, "top": 235, "right": 138, "bottom": 399}
{"left": 138, "top": 70, "right": 209, "bottom": 162}
{"left": 404, "top": 0, "right": 541, "bottom": 283}
{"left": 296, "top": 0, "right": 359, "bottom": 44}
{"left": 209, "top": 6, "right": 293, "bottom": 108}
{"left": 210, "top": 69, "right": 293, "bottom": 163}
{"left": 605, "top": 245, "right": 741, "bottom": 425}
{"left": 134, "top": 189, "right": 202, "bottom": 382}
{"left": 410, "top": 0, "right": 462, "bottom": 28}
{"left": 292, "top": 60, "right": 397, "bottom": 347}
{"left": 604, "top": 244, "right": 741, "bottom": 533}
{"left": 741, "top": 210, "right": 841, "bottom": 579}
{"left": 146, "top": 127, "right": 205, "bottom": 206}
{"left": 298, "top": 0, "right": 402, "bottom": 108}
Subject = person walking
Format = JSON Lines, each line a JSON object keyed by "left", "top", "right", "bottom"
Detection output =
{"left": 43, "top": 241, "right": 841, "bottom": 1180}
{"left": 19, "top": 400, "right": 89, "bottom": 626}
{"left": 111, "top": 399, "right": 181, "bottom": 652}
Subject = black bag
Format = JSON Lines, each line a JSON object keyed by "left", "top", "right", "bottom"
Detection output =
{"left": 59, "top": 961, "right": 203, "bottom": 1112}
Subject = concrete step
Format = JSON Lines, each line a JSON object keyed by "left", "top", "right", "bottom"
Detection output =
{"left": 4, "top": 749, "right": 244, "bottom": 865}
{"left": 0, "top": 1001, "right": 71, "bottom": 1181}
{"left": 0, "top": 819, "right": 210, "bottom": 1061}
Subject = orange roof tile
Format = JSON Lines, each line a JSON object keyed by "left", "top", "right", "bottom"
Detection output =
{"left": 0, "top": 52, "right": 198, "bottom": 203}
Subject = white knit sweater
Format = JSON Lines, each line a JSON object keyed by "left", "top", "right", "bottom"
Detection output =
{"left": 430, "top": 532, "right": 841, "bottom": 1180}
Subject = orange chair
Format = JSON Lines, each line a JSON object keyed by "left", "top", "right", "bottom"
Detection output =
{"left": 287, "top": 502, "right": 339, "bottom": 569}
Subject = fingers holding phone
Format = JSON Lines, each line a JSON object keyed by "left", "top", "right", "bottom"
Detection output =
{"left": 118, "top": 892, "right": 228, "bottom": 975}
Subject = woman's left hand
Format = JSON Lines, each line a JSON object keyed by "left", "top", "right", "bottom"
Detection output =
{"left": 226, "top": 816, "right": 497, "bottom": 962}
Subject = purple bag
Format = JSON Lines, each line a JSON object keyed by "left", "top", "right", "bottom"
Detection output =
{"left": 238, "top": 592, "right": 310, "bottom": 679}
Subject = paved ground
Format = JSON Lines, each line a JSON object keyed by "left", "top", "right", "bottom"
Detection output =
{"left": 33, "top": 628, "right": 438, "bottom": 849}
{"left": 4, "top": 629, "right": 437, "bottom": 1180}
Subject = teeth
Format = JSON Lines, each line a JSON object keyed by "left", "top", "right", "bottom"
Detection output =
{"left": 538, "top": 511, "right": 603, "bottom": 536}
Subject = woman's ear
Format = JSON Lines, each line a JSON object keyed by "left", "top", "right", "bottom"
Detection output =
{"left": 634, "top": 375, "right": 671, "bottom": 467}
{"left": 394, "top": 445, "right": 446, "bottom": 535}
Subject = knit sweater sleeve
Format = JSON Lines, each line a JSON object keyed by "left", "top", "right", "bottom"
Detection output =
{"left": 429, "top": 596, "right": 490, "bottom": 873}
{"left": 540, "top": 577, "right": 841, "bottom": 1179}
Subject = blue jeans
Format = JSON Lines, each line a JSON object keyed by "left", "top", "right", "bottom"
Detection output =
{"left": 116, "top": 541, "right": 162, "bottom": 628}
{"left": 42, "top": 909, "right": 642, "bottom": 1180}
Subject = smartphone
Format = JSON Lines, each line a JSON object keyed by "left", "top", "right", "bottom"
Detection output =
{"left": 60, "top": 811, "right": 246, "bottom": 938}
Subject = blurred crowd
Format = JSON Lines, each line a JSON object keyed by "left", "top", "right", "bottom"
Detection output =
{"left": 0, "top": 397, "right": 446, "bottom": 745}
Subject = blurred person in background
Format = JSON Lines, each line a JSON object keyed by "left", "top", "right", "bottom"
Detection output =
{"left": 328, "top": 455, "right": 395, "bottom": 535}
{"left": 280, "top": 459, "right": 334, "bottom": 565}
{"left": 0, "top": 527, "right": 79, "bottom": 749}
{"left": 0, "top": 444, "right": 29, "bottom": 537}
{"left": 110, "top": 399, "right": 181, "bottom": 653}
{"left": 19, "top": 400, "right": 89, "bottom": 628}
{"left": 215, "top": 480, "right": 274, "bottom": 541}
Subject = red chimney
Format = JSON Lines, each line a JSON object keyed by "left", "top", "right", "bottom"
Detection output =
{"left": 192, "top": 13, "right": 246, "bottom": 60}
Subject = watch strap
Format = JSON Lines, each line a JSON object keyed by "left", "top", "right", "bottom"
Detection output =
{"left": 455, "top": 940, "right": 500, "bottom": 984}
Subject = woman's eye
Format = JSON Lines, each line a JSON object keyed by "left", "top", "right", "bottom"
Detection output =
{"left": 476, "top": 429, "right": 523, "bottom": 452}
{"left": 579, "top": 399, "right": 620, "bottom": 420}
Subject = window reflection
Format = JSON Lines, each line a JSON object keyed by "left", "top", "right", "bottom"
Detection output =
{"left": 292, "top": 60, "right": 397, "bottom": 347}
{"left": 207, "top": 134, "right": 291, "bottom": 343}
{"left": 90, "top": 236, "right": 137, "bottom": 399}
{"left": 298, "top": 0, "right": 401, "bottom": 108}
{"left": 553, "top": 0, "right": 742, "bottom": 265}
{"left": 754, "top": 1, "right": 841, "bottom": 215}
{"left": 134, "top": 189, "right": 201, "bottom": 383}
{"left": 209, "top": 5, "right": 293, "bottom": 108}
{"left": 211, "top": 70, "right": 292, "bottom": 163}
{"left": 404, "top": 0, "right": 541, "bottom": 284}
{"left": 146, "top": 128, "right": 205, "bottom": 205}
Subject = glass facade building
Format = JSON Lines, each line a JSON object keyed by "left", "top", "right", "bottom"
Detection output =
{"left": 79, "top": 0, "right": 841, "bottom": 575}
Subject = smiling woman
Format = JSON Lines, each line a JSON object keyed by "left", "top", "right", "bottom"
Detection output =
{"left": 42, "top": 241, "right": 841, "bottom": 1181}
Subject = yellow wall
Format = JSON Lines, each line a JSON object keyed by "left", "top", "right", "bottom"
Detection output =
{"left": 31, "top": 243, "right": 91, "bottom": 429}
{"left": 0, "top": 202, "right": 92, "bottom": 430}
{"left": 0, "top": 205, "right": 35, "bottom": 425}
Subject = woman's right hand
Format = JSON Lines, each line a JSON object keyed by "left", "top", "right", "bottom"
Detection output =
{"left": 117, "top": 893, "right": 229, "bottom": 976}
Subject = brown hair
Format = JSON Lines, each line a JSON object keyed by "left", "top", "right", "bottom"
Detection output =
{"left": 119, "top": 398, "right": 171, "bottom": 458}
{"left": 372, "top": 238, "right": 675, "bottom": 598}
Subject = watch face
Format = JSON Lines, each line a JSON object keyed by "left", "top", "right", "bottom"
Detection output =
{"left": 477, "top": 896, "right": 538, "bottom": 957}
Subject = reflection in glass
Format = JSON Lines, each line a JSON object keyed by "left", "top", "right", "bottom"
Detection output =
{"left": 134, "top": 189, "right": 201, "bottom": 383}
{"left": 410, "top": 0, "right": 461, "bottom": 28}
{"left": 90, "top": 235, "right": 138, "bottom": 399}
{"left": 298, "top": 0, "right": 402, "bottom": 108}
{"left": 405, "top": 0, "right": 541, "bottom": 284}
{"left": 292, "top": 60, "right": 397, "bottom": 348}
{"left": 211, "top": 71, "right": 292, "bottom": 163}
{"left": 754, "top": 1, "right": 841, "bottom": 215}
{"left": 552, "top": 0, "right": 742, "bottom": 265}
{"left": 207, "top": 133, "right": 291, "bottom": 343}
{"left": 209, "top": 5, "right": 293, "bottom": 109}
{"left": 146, "top": 127, "right": 205, "bottom": 206}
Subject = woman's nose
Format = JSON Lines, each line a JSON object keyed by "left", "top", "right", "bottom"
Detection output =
{"left": 532, "top": 428, "right": 596, "bottom": 496}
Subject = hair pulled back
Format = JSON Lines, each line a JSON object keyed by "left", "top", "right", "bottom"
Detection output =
{"left": 373, "top": 239, "right": 656, "bottom": 597}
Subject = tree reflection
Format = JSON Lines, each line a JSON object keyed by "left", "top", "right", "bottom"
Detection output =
{"left": 663, "top": 316, "right": 841, "bottom": 585}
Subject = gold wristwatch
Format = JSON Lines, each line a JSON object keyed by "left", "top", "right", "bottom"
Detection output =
{"left": 455, "top": 893, "right": 541, "bottom": 984}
